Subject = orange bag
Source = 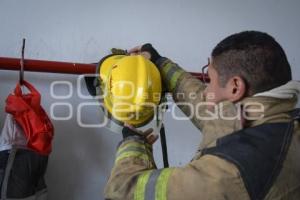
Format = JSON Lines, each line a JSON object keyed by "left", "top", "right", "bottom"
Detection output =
{"left": 5, "top": 80, "right": 54, "bottom": 155}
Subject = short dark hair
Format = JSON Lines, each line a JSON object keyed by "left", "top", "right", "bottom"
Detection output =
{"left": 211, "top": 31, "right": 292, "bottom": 95}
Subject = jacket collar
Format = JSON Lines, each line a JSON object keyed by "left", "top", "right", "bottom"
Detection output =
{"left": 240, "top": 95, "right": 298, "bottom": 127}
{"left": 240, "top": 81, "right": 300, "bottom": 127}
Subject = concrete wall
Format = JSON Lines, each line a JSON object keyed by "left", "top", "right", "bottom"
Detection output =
{"left": 0, "top": 0, "right": 299, "bottom": 199}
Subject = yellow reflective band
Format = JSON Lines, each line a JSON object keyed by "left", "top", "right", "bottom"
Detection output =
{"left": 161, "top": 62, "right": 173, "bottom": 76}
{"left": 117, "top": 142, "right": 146, "bottom": 154}
{"left": 117, "top": 146, "right": 148, "bottom": 157}
{"left": 134, "top": 170, "right": 153, "bottom": 200}
{"left": 115, "top": 151, "right": 150, "bottom": 164}
{"left": 169, "top": 70, "right": 184, "bottom": 91}
{"left": 158, "top": 58, "right": 169, "bottom": 68}
{"left": 155, "top": 168, "right": 174, "bottom": 200}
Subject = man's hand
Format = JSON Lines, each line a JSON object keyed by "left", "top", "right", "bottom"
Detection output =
{"left": 128, "top": 43, "right": 162, "bottom": 64}
{"left": 122, "top": 124, "right": 158, "bottom": 145}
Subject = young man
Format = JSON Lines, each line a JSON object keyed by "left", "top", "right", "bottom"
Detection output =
{"left": 104, "top": 31, "right": 300, "bottom": 200}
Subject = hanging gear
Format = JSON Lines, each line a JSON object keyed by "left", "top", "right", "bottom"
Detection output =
{"left": 0, "top": 114, "right": 27, "bottom": 151}
{"left": 0, "top": 147, "right": 48, "bottom": 200}
{"left": 95, "top": 54, "right": 162, "bottom": 127}
{"left": 5, "top": 80, "right": 54, "bottom": 155}
{"left": 0, "top": 113, "right": 48, "bottom": 199}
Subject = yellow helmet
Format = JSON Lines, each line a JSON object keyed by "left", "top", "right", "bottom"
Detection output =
{"left": 97, "top": 55, "right": 162, "bottom": 127}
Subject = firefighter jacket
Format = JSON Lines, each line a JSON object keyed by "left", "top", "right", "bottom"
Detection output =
{"left": 104, "top": 57, "right": 300, "bottom": 200}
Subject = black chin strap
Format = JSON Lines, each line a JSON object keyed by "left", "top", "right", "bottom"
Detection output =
{"left": 160, "top": 124, "right": 169, "bottom": 168}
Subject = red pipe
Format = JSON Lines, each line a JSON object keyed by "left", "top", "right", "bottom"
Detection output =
{"left": 0, "top": 56, "right": 209, "bottom": 81}
{"left": 0, "top": 57, "right": 95, "bottom": 74}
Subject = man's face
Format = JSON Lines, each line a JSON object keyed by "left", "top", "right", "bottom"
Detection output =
{"left": 203, "top": 59, "right": 229, "bottom": 103}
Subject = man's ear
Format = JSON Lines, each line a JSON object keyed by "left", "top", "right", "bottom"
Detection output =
{"left": 226, "top": 76, "right": 246, "bottom": 102}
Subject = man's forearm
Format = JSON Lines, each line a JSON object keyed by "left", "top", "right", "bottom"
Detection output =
{"left": 155, "top": 57, "right": 207, "bottom": 131}
{"left": 104, "top": 137, "right": 156, "bottom": 200}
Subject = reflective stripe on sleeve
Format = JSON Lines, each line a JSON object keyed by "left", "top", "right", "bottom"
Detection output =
{"left": 115, "top": 150, "right": 150, "bottom": 164}
{"left": 117, "top": 140, "right": 152, "bottom": 154}
{"left": 117, "top": 146, "right": 149, "bottom": 157}
{"left": 134, "top": 170, "right": 153, "bottom": 200}
{"left": 115, "top": 141, "right": 153, "bottom": 163}
{"left": 134, "top": 168, "right": 174, "bottom": 200}
{"left": 117, "top": 142, "right": 148, "bottom": 155}
{"left": 161, "top": 62, "right": 184, "bottom": 91}
{"left": 168, "top": 70, "right": 184, "bottom": 91}
{"left": 155, "top": 169, "right": 173, "bottom": 200}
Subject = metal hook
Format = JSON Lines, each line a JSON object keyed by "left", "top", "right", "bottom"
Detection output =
{"left": 19, "top": 38, "right": 26, "bottom": 84}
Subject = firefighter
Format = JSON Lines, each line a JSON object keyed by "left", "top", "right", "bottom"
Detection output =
{"left": 104, "top": 31, "right": 300, "bottom": 200}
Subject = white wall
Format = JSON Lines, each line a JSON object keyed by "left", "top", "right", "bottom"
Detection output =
{"left": 0, "top": 0, "right": 299, "bottom": 199}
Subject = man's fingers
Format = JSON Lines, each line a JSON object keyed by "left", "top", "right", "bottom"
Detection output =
{"left": 140, "top": 52, "right": 151, "bottom": 60}
{"left": 146, "top": 133, "right": 159, "bottom": 145}
{"left": 128, "top": 45, "right": 142, "bottom": 54}
{"left": 128, "top": 45, "right": 151, "bottom": 60}
{"left": 142, "top": 128, "right": 154, "bottom": 137}
{"left": 143, "top": 128, "right": 158, "bottom": 145}
{"left": 123, "top": 124, "right": 158, "bottom": 144}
